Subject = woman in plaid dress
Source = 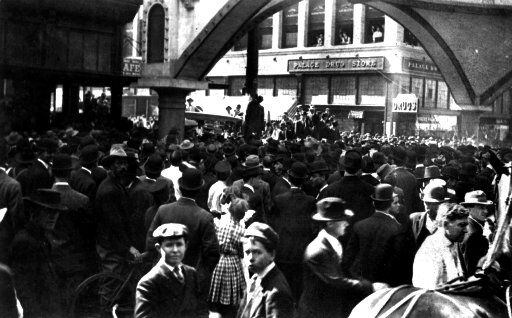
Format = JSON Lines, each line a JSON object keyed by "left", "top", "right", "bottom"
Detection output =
{"left": 209, "top": 198, "right": 248, "bottom": 318}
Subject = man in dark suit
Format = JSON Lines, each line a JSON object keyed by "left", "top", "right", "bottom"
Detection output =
{"left": 136, "top": 223, "right": 208, "bottom": 318}
{"left": 299, "top": 198, "right": 386, "bottom": 318}
{"left": 146, "top": 168, "right": 220, "bottom": 294}
{"left": 461, "top": 190, "right": 493, "bottom": 275}
{"left": 238, "top": 222, "right": 294, "bottom": 318}
{"left": 0, "top": 166, "right": 23, "bottom": 263}
{"left": 318, "top": 150, "right": 374, "bottom": 226}
{"left": 16, "top": 138, "right": 56, "bottom": 196}
{"left": 70, "top": 144, "right": 106, "bottom": 201}
{"left": 268, "top": 162, "right": 316, "bottom": 301}
{"left": 243, "top": 95, "right": 265, "bottom": 140}
{"left": 344, "top": 184, "right": 411, "bottom": 286}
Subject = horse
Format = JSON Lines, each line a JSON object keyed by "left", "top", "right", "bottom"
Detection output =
{"left": 349, "top": 163, "right": 512, "bottom": 318}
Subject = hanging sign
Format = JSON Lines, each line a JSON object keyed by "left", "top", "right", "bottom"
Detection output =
{"left": 392, "top": 94, "right": 418, "bottom": 113}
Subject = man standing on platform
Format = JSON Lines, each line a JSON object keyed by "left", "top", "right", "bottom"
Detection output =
{"left": 243, "top": 95, "right": 265, "bottom": 140}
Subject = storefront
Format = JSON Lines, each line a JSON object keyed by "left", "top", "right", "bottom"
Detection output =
{"left": 288, "top": 56, "right": 386, "bottom": 134}
{"left": 479, "top": 117, "right": 510, "bottom": 141}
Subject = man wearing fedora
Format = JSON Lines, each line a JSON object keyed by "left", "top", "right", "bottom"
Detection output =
{"left": 16, "top": 138, "right": 57, "bottom": 196}
{"left": 238, "top": 222, "right": 294, "bottom": 318}
{"left": 409, "top": 184, "right": 450, "bottom": 250}
{"left": 70, "top": 144, "right": 107, "bottom": 201}
{"left": 299, "top": 198, "right": 387, "bottom": 318}
{"left": 344, "top": 184, "right": 412, "bottom": 286}
{"left": 461, "top": 190, "right": 494, "bottom": 275}
{"left": 10, "top": 189, "right": 67, "bottom": 318}
{"left": 146, "top": 168, "right": 220, "bottom": 296}
{"left": 268, "top": 162, "right": 316, "bottom": 302}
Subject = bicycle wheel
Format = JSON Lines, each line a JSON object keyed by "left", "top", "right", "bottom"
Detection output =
{"left": 69, "top": 272, "right": 127, "bottom": 318}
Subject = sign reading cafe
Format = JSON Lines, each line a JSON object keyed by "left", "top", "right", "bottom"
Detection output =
{"left": 288, "top": 57, "right": 385, "bottom": 73}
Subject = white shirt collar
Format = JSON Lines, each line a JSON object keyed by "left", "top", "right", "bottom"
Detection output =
{"left": 54, "top": 181, "right": 69, "bottom": 186}
{"left": 81, "top": 166, "right": 92, "bottom": 174}
{"left": 243, "top": 184, "right": 255, "bottom": 193}
{"left": 162, "top": 261, "right": 183, "bottom": 277}
{"left": 425, "top": 213, "right": 438, "bottom": 234}
{"left": 375, "top": 210, "right": 399, "bottom": 223}
{"left": 38, "top": 158, "right": 49, "bottom": 170}
{"left": 251, "top": 262, "right": 276, "bottom": 292}
{"left": 469, "top": 216, "right": 484, "bottom": 230}
{"left": 283, "top": 177, "right": 291, "bottom": 187}
{"left": 181, "top": 196, "right": 196, "bottom": 203}
{"left": 319, "top": 229, "right": 343, "bottom": 258}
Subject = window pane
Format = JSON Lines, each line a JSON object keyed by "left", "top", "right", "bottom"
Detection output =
{"left": 437, "top": 81, "right": 448, "bottom": 109}
{"left": 282, "top": 4, "right": 298, "bottom": 48}
{"left": 308, "top": 0, "right": 325, "bottom": 47}
{"left": 425, "top": 79, "right": 436, "bottom": 108}
{"left": 304, "top": 76, "right": 329, "bottom": 104}
{"left": 334, "top": 0, "right": 353, "bottom": 45}
{"left": 276, "top": 77, "right": 298, "bottom": 96}
{"left": 411, "top": 77, "right": 424, "bottom": 108}
{"left": 364, "top": 6, "right": 384, "bottom": 44}
{"left": 359, "top": 75, "right": 385, "bottom": 105}
{"left": 257, "top": 77, "right": 274, "bottom": 96}
{"left": 331, "top": 76, "right": 356, "bottom": 105}
{"left": 229, "top": 77, "right": 245, "bottom": 96}
{"left": 258, "top": 17, "right": 272, "bottom": 50}
{"left": 404, "top": 28, "right": 419, "bottom": 46}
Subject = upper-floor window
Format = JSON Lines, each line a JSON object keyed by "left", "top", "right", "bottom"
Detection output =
{"left": 334, "top": 0, "right": 353, "bottom": 45}
{"left": 233, "top": 34, "right": 248, "bottom": 51}
{"left": 282, "top": 4, "right": 298, "bottom": 48}
{"left": 404, "top": 28, "right": 419, "bottom": 46}
{"left": 364, "top": 6, "right": 384, "bottom": 44}
{"left": 147, "top": 4, "right": 165, "bottom": 63}
{"left": 307, "top": 0, "right": 325, "bottom": 47}
{"left": 258, "top": 17, "right": 273, "bottom": 50}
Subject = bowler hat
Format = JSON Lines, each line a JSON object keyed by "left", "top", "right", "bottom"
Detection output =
{"left": 419, "top": 165, "right": 441, "bottom": 180}
{"left": 214, "top": 160, "right": 231, "bottom": 175}
{"left": 422, "top": 184, "right": 449, "bottom": 203}
{"left": 244, "top": 222, "right": 279, "bottom": 250}
{"left": 24, "top": 189, "right": 67, "bottom": 211}
{"left": 461, "top": 190, "right": 493, "bottom": 206}
{"left": 102, "top": 144, "right": 128, "bottom": 167}
{"left": 153, "top": 223, "right": 188, "bottom": 239}
{"left": 288, "top": 162, "right": 309, "bottom": 179}
{"left": 309, "top": 160, "right": 330, "bottom": 174}
{"left": 144, "top": 154, "right": 164, "bottom": 175}
{"left": 180, "top": 140, "right": 195, "bottom": 150}
{"left": 147, "top": 178, "right": 170, "bottom": 193}
{"left": 371, "top": 184, "right": 394, "bottom": 201}
{"left": 52, "top": 153, "right": 73, "bottom": 171}
{"left": 178, "top": 168, "right": 204, "bottom": 191}
{"left": 242, "top": 155, "right": 262, "bottom": 177}
{"left": 79, "top": 145, "right": 100, "bottom": 165}
{"left": 340, "top": 150, "right": 362, "bottom": 171}
{"left": 312, "top": 197, "right": 354, "bottom": 222}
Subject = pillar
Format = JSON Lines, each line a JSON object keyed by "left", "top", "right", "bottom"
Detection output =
{"left": 245, "top": 28, "right": 259, "bottom": 97}
{"left": 272, "top": 12, "right": 281, "bottom": 49}
{"left": 62, "top": 84, "right": 80, "bottom": 122}
{"left": 353, "top": 4, "right": 365, "bottom": 44}
{"left": 110, "top": 83, "right": 123, "bottom": 120}
{"left": 155, "top": 88, "right": 189, "bottom": 141}
{"left": 297, "top": 0, "right": 308, "bottom": 48}
{"left": 384, "top": 15, "right": 404, "bottom": 44}
{"left": 324, "top": 0, "right": 335, "bottom": 47}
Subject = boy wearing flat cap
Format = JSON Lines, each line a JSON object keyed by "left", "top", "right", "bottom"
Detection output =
{"left": 135, "top": 223, "right": 208, "bottom": 318}
{"left": 238, "top": 222, "right": 294, "bottom": 318}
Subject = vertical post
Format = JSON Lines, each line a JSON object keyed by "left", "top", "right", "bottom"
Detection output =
{"left": 298, "top": 0, "right": 308, "bottom": 48}
{"left": 272, "top": 12, "right": 281, "bottom": 49}
{"left": 110, "top": 82, "right": 123, "bottom": 120}
{"left": 353, "top": 4, "right": 366, "bottom": 44}
{"left": 155, "top": 88, "right": 189, "bottom": 141}
{"left": 245, "top": 28, "right": 259, "bottom": 97}
{"left": 324, "top": 0, "right": 335, "bottom": 47}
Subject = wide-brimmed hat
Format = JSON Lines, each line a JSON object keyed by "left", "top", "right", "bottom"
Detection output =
{"left": 180, "top": 139, "right": 194, "bottom": 150}
{"left": 244, "top": 222, "right": 279, "bottom": 250}
{"left": 313, "top": 197, "right": 354, "bottom": 222}
{"left": 288, "top": 162, "right": 308, "bottom": 179}
{"left": 144, "top": 154, "right": 164, "bottom": 175}
{"left": 376, "top": 163, "right": 395, "bottom": 180}
{"left": 24, "top": 189, "right": 67, "bottom": 211}
{"left": 461, "top": 190, "right": 493, "bottom": 206}
{"left": 178, "top": 168, "right": 204, "bottom": 191}
{"left": 419, "top": 165, "right": 441, "bottom": 180}
{"left": 79, "top": 145, "right": 100, "bottom": 165}
{"left": 102, "top": 144, "right": 128, "bottom": 167}
{"left": 421, "top": 184, "right": 450, "bottom": 203}
{"left": 242, "top": 155, "right": 262, "bottom": 177}
{"left": 371, "top": 184, "right": 394, "bottom": 202}
{"left": 52, "top": 153, "right": 73, "bottom": 171}
{"left": 340, "top": 150, "right": 362, "bottom": 171}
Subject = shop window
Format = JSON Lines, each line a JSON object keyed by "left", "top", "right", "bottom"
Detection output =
{"left": 282, "top": 4, "right": 298, "bottom": 48}
{"left": 364, "top": 6, "right": 384, "bottom": 44}
{"left": 392, "top": 75, "right": 409, "bottom": 97}
{"left": 404, "top": 28, "right": 419, "bottom": 46}
{"left": 258, "top": 77, "right": 274, "bottom": 96}
{"left": 258, "top": 17, "right": 273, "bottom": 50}
{"left": 147, "top": 4, "right": 165, "bottom": 63}
{"left": 307, "top": 0, "right": 325, "bottom": 47}
{"left": 331, "top": 76, "right": 356, "bottom": 105}
{"left": 304, "top": 76, "right": 329, "bottom": 104}
{"left": 233, "top": 34, "right": 248, "bottom": 51}
{"left": 359, "top": 75, "right": 385, "bottom": 105}
{"left": 334, "top": 0, "right": 353, "bottom": 45}
{"left": 425, "top": 79, "right": 436, "bottom": 108}
{"left": 437, "top": 81, "right": 448, "bottom": 109}
{"left": 411, "top": 77, "right": 424, "bottom": 108}
{"left": 276, "top": 77, "right": 298, "bottom": 96}
{"left": 228, "top": 77, "right": 245, "bottom": 96}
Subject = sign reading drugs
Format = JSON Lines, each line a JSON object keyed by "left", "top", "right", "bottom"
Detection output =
{"left": 392, "top": 94, "right": 418, "bottom": 113}
{"left": 288, "top": 57, "right": 384, "bottom": 73}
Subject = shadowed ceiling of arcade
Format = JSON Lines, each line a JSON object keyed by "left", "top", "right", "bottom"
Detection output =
{"left": 172, "top": 0, "right": 512, "bottom": 108}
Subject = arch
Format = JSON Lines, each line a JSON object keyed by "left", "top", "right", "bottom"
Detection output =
{"left": 147, "top": 4, "right": 165, "bottom": 63}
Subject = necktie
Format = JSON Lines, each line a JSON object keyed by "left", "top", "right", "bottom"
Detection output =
{"left": 173, "top": 266, "right": 184, "bottom": 284}
{"left": 242, "top": 276, "right": 258, "bottom": 318}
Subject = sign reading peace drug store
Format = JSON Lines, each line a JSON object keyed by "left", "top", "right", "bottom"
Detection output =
{"left": 288, "top": 57, "right": 385, "bottom": 73}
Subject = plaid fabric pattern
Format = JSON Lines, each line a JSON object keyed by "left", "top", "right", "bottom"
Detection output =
{"left": 208, "top": 216, "right": 246, "bottom": 305}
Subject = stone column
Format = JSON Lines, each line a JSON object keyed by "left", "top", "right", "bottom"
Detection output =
{"left": 353, "top": 4, "right": 366, "bottom": 44}
{"left": 324, "top": 0, "right": 335, "bottom": 47}
{"left": 245, "top": 28, "right": 259, "bottom": 97}
{"left": 155, "top": 88, "right": 189, "bottom": 141}
{"left": 272, "top": 12, "right": 281, "bottom": 49}
{"left": 110, "top": 83, "right": 123, "bottom": 120}
{"left": 297, "top": 0, "right": 308, "bottom": 48}
{"left": 384, "top": 15, "right": 404, "bottom": 44}
{"left": 62, "top": 84, "right": 80, "bottom": 121}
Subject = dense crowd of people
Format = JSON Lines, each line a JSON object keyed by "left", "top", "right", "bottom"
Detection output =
{"left": 0, "top": 109, "right": 511, "bottom": 317}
